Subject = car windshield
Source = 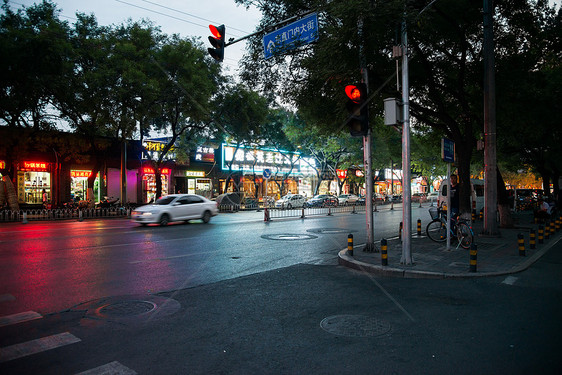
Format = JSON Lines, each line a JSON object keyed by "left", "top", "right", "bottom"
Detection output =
{"left": 155, "top": 196, "right": 176, "bottom": 205}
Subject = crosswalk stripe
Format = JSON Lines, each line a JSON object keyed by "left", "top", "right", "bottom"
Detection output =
{"left": 0, "top": 311, "right": 42, "bottom": 327}
{"left": 75, "top": 361, "right": 138, "bottom": 375}
{"left": 0, "top": 331, "right": 81, "bottom": 363}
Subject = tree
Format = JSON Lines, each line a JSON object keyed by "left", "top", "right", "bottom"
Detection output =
{"left": 237, "top": 0, "right": 559, "bottom": 214}
{"left": 214, "top": 84, "right": 270, "bottom": 194}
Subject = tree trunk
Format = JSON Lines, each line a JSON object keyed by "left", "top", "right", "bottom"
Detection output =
{"left": 3, "top": 176, "right": 20, "bottom": 211}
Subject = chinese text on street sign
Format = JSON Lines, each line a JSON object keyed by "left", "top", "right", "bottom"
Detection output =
{"left": 263, "top": 13, "right": 319, "bottom": 59}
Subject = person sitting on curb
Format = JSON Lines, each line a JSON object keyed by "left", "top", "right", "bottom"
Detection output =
{"left": 535, "top": 197, "right": 552, "bottom": 222}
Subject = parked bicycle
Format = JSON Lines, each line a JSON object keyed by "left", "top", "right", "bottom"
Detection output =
{"left": 426, "top": 204, "right": 474, "bottom": 249}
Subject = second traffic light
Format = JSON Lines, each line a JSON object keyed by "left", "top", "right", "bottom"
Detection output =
{"left": 208, "top": 24, "right": 226, "bottom": 62}
{"left": 345, "top": 83, "right": 369, "bottom": 137}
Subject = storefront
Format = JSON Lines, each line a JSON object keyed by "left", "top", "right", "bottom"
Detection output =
{"left": 184, "top": 170, "right": 212, "bottom": 197}
{"left": 17, "top": 161, "right": 51, "bottom": 205}
{"left": 141, "top": 167, "right": 170, "bottom": 203}
{"left": 220, "top": 143, "right": 318, "bottom": 200}
{"left": 70, "top": 170, "right": 100, "bottom": 202}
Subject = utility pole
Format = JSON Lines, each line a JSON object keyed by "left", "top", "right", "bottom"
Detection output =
{"left": 483, "top": 0, "right": 499, "bottom": 235}
{"left": 400, "top": 19, "right": 413, "bottom": 265}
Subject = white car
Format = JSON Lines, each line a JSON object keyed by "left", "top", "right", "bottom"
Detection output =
{"left": 131, "top": 194, "right": 218, "bottom": 226}
{"left": 338, "top": 194, "right": 359, "bottom": 205}
{"left": 427, "top": 191, "right": 439, "bottom": 204}
{"left": 274, "top": 194, "right": 306, "bottom": 209}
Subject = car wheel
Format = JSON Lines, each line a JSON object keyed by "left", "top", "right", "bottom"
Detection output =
{"left": 159, "top": 213, "right": 170, "bottom": 226}
{"left": 287, "top": 203, "right": 292, "bottom": 209}
{"left": 202, "top": 210, "right": 211, "bottom": 224}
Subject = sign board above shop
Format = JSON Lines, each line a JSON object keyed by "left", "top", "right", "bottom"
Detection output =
{"left": 263, "top": 13, "right": 319, "bottom": 59}
{"left": 221, "top": 143, "right": 317, "bottom": 176}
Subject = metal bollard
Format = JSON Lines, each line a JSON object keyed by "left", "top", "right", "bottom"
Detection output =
{"left": 22, "top": 212, "right": 28, "bottom": 224}
{"left": 381, "top": 238, "right": 388, "bottom": 266}
{"left": 469, "top": 243, "right": 477, "bottom": 272}
{"left": 399, "top": 222, "right": 403, "bottom": 240}
{"left": 417, "top": 219, "right": 422, "bottom": 236}
{"left": 301, "top": 208, "right": 305, "bottom": 219}
{"left": 529, "top": 229, "right": 536, "bottom": 249}
{"left": 538, "top": 225, "right": 544, "bottom": 244}
{"left": 347, "top": 234, "right": 354, "bottom": 256}
{"left": 327, "top": 207, "right": 332, "bottom": 216}
{"left": 518, "top": 233, "right": 525, "bottom": 256}
{"left": 79, "top": 210, "right": 83, "bottom": 222}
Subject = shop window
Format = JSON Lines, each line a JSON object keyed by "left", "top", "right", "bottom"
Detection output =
{"left": 18, "top": 171, "right": 50, "bottom": 204}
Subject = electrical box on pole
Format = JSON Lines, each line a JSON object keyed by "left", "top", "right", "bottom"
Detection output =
{"left": 384, "top": 98, "right": 402, "bottom": 126}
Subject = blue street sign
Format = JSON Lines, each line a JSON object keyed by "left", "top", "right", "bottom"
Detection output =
{"left": 441, "top": 138, "right": 455, "bottom": 163}
{"left": 263, "top": 13, "right": 319, "bottom": 59}
{"left": 263, "top": 168, "right": 272, "bottom": 179}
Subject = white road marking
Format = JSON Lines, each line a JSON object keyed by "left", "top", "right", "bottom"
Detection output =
{"left": 0, "top": 311, "right": 42, "bottom": 327}
{"left": 75, "top": 361, "right": 138, "bottom": 375}
{"left": 502, "top": 276, "right": 518, "bottom": 285}
{"left": 0, "top": 332, "right": 81, "bottom": 363}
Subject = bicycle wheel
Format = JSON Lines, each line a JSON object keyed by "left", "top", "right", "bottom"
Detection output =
{"left": 426, "top": 219, "right": 447, "bottom": 242}
{"left": 456, "top": 222, "right": 473, "bottom": 249}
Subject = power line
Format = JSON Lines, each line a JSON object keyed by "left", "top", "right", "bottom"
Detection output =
{"left": 114, "top": 0, "right": 245, "bottom": 39}
{"left": 139, "top": 0, "right": 252, "bottom": 34}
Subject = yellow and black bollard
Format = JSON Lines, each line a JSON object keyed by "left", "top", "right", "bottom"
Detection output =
{"left": 555, "top": 216, "right": 561, "bottom": 232}
{"left": 538, "top": 225, "right": 544, "bottom": 244}
{"left": 550, "top": 220, "right": 555, "bottom": 236}
{"left": 469, "top": 243, "right": 477, "bottom": 272}
{"left": 545, "top": 221, "right": 551, "bottom": 241}
{"left": 472, "top": 209, "right": 476, "bottom": 222}
{"left": 381, "top": 238, "right": 388, "bottom": 266}
{"left": 399, "top": 222, "right": 403, "bottom": 240}
{"left": 518, "top": 233, "right": 525, "bottom": 256}
{"left": 479, "top": 208, "right": 484, "bottom": 220}
{"left": 417, "top": 219, "right": 422, "bottom": 236}
{"left": 347, "top": 234, "right": 354, "bottom": 256}
{"left": 529, "top": 229, "right": 536, "bottom": 250}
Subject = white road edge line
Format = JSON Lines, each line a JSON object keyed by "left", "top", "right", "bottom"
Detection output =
{"left": 75, "top": 361, "right": 138, "bottom": 375}
{"left": 0, "top": 331, "right": 81, "bottom": 363}
{"left": 0, "top": 310, "right": 42, "bottom": 327}
{"left": 502, "top": 276, "right": 518, "bottom": 285}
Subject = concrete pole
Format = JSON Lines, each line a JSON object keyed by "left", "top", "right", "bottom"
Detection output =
{"left": 483, "top": 0, "right": 499, "bottom": 235}
{"left": 400, "top": 20, "right": 413, "bottom": 265}
{"left": 362, "top": 69, "right": 376, "bottom": 253}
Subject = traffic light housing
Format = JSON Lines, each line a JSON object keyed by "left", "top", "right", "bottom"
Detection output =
{"left": 208, "top": 24, "right": 225, "bottom": 62}
{"left": 345, "top": 83, "right": 369, "bottom": 137}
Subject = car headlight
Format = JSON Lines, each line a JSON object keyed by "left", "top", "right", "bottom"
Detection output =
{"left": 142, "top": 212, "right": 153, "bottom": 216}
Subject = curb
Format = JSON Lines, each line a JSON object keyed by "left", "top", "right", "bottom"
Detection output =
{"left": 338, "top": 233, "right": 562, "bottom": 279}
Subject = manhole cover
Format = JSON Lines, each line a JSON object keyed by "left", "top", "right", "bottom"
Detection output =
{"left": 261, "top": 234, "right": 318, "bottom": 241}
{"left": 98, "top": 300, "right": 156, "bottom": 317}
{"left": 320, "top": 315, "right": 391, "bottom": 337}
{"left": 307, "top": 228, "right": 356, "bottom": 234}
{"left": 74, "top": 294, "right": 181, "bottom": 325}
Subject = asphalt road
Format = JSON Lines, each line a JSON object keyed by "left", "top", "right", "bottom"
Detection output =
{"left": 2, "top": 207, "right": 560, "bottom": 374}
{"left": 0, "top": 205, "right": 432, "bottom": 316}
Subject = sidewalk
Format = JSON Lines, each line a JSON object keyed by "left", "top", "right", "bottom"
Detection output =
{"left": 339, "top": 211, "right": 562, "bottom": 279}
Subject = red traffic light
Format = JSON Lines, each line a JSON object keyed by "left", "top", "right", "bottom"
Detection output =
{"left": 209, "top": 24, "right": 223, "bottom": 39}
{"left": 345, "top": 85, "right": 363, "bottom": 102}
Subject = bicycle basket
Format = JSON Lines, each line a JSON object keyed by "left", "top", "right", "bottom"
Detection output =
{"left": 429, "top": 207, "right": 439, "bottom": 220}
